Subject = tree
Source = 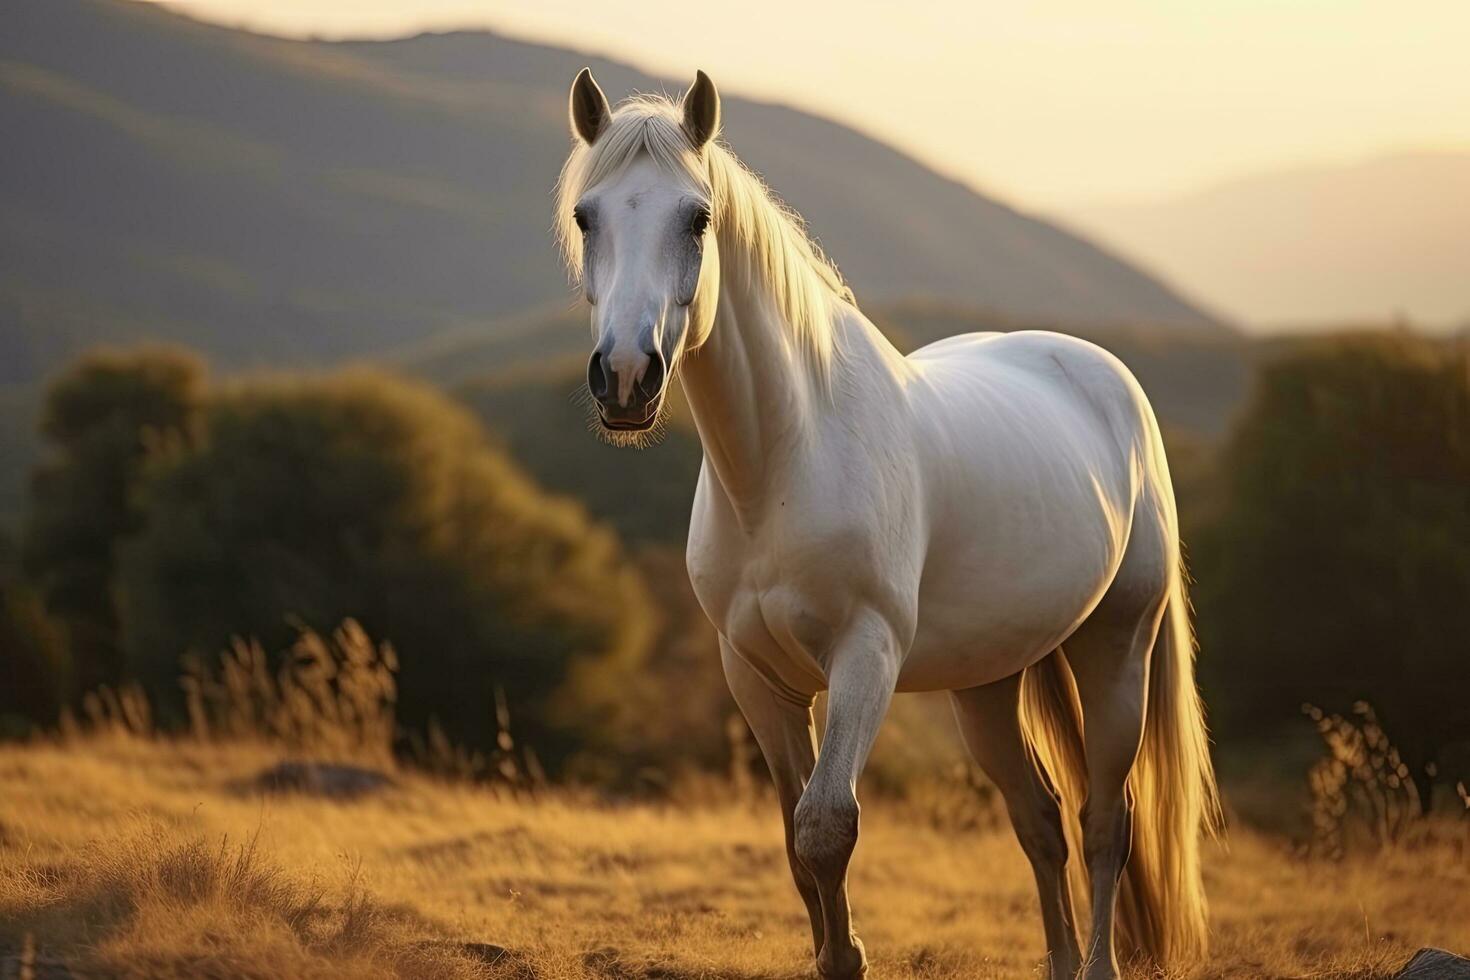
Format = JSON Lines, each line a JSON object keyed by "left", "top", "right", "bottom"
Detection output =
{"left": 22, "top": 348, "right": 205, "bottom": 692}
{"left": 0, "top": 534, "right": 70, "bottom": 736}
{"left": 1193, "top": 333, "right": 1470, "bottom": 805}
{"left": 116, "top": 368, "right": 656, "bottom": 766}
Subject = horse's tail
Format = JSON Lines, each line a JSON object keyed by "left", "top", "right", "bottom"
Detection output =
{"left": 1018, "top": 649, "right": 1087, "bottom": 935}
{"left": 1019, "top": 560, "right": 1220, "bottom": 968}
{"left": 1117, "top": 560, "right": 1221, "bottom": 966}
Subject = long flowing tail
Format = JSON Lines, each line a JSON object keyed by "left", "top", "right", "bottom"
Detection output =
{"left": 1116, "top": 563, "right": 1221, "bottom": 965}
{"left": 1018, "top": 650, "right": 1087, "bottom": 945}
{"left": 1019, "top": 560, "right": 1221, "bottom": 968}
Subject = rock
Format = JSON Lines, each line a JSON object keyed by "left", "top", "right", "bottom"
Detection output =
{"left": 245, "top": 760, "right": 394, "bottom": 799}
{"left": 0, "top": 938, "right": 76, "bottom": 980}
{"left": 414, "top": 940, "right": 536, "bottom": 979}
{"left": 1396, "top": 948, "right": 1470, "bottom": 979}
{"left": 0, "top": 955, "right": 76, "bottom": 980}
{"left": 458, "top": 942, "right": 516, "bottom": 966}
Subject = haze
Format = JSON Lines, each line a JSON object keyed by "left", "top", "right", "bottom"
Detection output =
{"left": 147, "top": 0, "right": 1469, "bottom": 210}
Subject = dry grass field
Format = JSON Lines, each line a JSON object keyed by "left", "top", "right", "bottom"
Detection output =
{"left": 3, "top": 735, "right": 1468, "bottom": 980}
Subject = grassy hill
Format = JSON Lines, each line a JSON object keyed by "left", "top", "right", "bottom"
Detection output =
{"left": 2, "top": 0, "right": 1220, "bottom": 390}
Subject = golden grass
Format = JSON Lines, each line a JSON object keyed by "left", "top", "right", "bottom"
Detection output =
{"left": 2, "top": 737, "right": 1468, "bottom": 979}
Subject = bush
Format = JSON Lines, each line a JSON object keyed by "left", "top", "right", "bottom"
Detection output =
{"left": 114, "top": 368, "right": 656, "bottom": 767}
{"left": 456, "top": 365, "right": 704, "bottom": 545}
{"left": 0, "top": 537, "right": 70, "bottom": 735}
{"left": 22, "top": 347, "right": 205, "bottom": 692}
{"left": 1194, "top": 333, "right": 1470, "bottom": 804}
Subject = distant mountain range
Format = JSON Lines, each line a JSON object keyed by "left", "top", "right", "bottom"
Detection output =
{"left": 1, "top": 0, "right": 1221, "bottom": 387}
{"left": 1061, "top": 152, "right": 1470, "bottom": 331}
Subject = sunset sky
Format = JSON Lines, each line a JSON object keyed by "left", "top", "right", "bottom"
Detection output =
{"left": 146, "top": 0, "right": 1470, "bottom": 210}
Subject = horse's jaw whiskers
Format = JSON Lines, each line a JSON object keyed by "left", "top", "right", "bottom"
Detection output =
{"left": 570, "top": 383, "right": 672, "bottom": 450}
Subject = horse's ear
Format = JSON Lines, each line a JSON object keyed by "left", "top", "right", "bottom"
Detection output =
{"left": 569, "top": 67, "right": 611, "bottom": 144}
{"left": 681, "top": 69, "right": 721, "bottom": 149}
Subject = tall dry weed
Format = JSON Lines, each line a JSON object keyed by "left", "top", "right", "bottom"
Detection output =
{"left": 59, "top": 683, "right": 154, "bottom": 738}
{"left": 181, "top": 619, "right": 397, "bottom": 765}
{"left": 61, "top": 619, "right": 540, "bottom": 789}
{"left": 1304, "top": 701, "right": 1470, "bottom": 860}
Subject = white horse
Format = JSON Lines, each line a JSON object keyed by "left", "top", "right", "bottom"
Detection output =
{"left": 555, "top": 68, "right": 1219, "bottom": 980}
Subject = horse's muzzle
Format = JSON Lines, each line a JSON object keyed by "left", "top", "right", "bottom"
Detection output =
{"left": 598, "top": 399, "right": 662, "bottom": 431}
{"left": 588, "top": 346, "right": 666, "bottom": 430}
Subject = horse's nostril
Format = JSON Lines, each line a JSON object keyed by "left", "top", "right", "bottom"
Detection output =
{"left": 587, "top": 351, "right": 610, "bottom": 401}
{"left": 639, "top": 350, "right": 667, "bottom": 399}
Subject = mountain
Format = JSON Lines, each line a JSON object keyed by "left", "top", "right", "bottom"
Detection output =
{"left": 1060, "top": 152, "right": 1470, "bottom": 331}
{"left": 1, "top": 0, "right": 1220, "bottom": 388}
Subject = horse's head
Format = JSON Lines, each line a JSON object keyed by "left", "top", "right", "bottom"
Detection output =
{"left": 557, "top": 69, "right": 723, "bottom": 442}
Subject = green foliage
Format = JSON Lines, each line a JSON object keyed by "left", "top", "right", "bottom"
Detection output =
{"left": 114, "top": 368, "right": 656, "bottom": 765}
{"left": 456, "top": 364, "right": 704, "bottom": 544}
{"left": 0, "top": 383, "right": 42, "bottom": 526}
{"left": 0, "top": 534, "right": 69, "bottom": 735}
{"left": 22, "top": 347, "right": 205, "bottom": 691}
{"left": 1193, "top": 333, "right": 1470, "bottom": 796}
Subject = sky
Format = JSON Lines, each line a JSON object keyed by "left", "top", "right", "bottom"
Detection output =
{"left": 147, "top": 0, "right": 1470, "bottom": 211}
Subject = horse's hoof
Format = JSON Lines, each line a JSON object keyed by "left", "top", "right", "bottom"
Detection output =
{"left": 816, "top": 936, "right": 867, "bottom": 979}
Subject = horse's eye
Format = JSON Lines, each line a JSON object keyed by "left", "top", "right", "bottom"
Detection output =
{"left": 573, "top": 208, "right": 589, "bottom": 233}
{"left": 690, "top": 207, "right": 711, "bottom": 236}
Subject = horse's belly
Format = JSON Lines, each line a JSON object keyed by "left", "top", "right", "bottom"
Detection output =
{"left": 898, "top": 605, "right": 1085, "bottom": 691}
{"left": 895, "top": 512, "right": 1122, "bottom": 691}
{"left": 897, "top": 585, "right": 1102, "bottom": 691}
{"left": 896, "top": 358, "right": 1138, "bottom": 690}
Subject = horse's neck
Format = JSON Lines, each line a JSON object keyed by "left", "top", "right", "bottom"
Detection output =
{"left": 679, "top": 252, "right": 888, "bottom": 526}
{"left": 680, "top": 257, "right": 820, "bottom": 522}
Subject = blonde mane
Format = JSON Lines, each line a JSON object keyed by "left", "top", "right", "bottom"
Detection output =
{"left": 555, "top": 94, "right": 853, "bottom": 379}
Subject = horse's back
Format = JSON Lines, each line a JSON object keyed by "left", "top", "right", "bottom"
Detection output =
{"left": 906, "top": 329, "right": 1161, "bottom": 475}
{"left": 910, "top": 329, "right": 1150, "bottom": 414}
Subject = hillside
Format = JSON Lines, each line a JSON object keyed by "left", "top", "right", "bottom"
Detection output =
{"left": 3, "top": 735, "right": 1467, "bottom": 979}
{"left": 1061, "top": 152, "right": 1470, "bottom": 330}
{"left": 2, "top": 0, "right": 1220, "bottom": 389}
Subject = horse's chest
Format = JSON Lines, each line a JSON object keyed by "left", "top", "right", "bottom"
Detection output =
{"left": 687, "top": 508, "right": 879, "bottom": 694}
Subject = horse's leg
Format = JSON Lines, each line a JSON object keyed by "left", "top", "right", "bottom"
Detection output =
{"left": 951, "top": 673, "right": 1082, "bottom": 980}
{"left": 720, "top": 638, "right": 824, "bottom": 955}
{"left": 1065, "top": 579, "right": 1167, "bottom": 980}
{"left": 794, "top": 616, "right": 898, "bottom": 980}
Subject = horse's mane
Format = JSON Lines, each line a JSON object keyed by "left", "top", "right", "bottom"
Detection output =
{"left": 555, "top": 94, "right": 853, "bottom": 381}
